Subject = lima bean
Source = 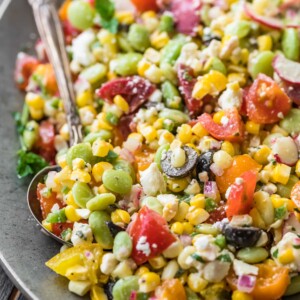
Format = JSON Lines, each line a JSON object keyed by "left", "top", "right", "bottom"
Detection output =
{"left": 277, "top": 175, "right": 299, "bottom": 198}
{"left": 225, "top": 21, "right": 251, "bottom": 38}
{"left": 83, "top": 130, "right": 112, "bottom": 144}
{"left": 128, "top": 24, "right": 150, "bottom": 52}
{"left": 160, "top": 35, "right": 186, "bottom": 66}
{"left": 237, "top": 247, "right": 269, "bottom": 264}
{"left": 159, "top": 108, "right": 189, "bottom": 125}
{"left": 141, "top": 196, "right": 163, "bottom": 215}
{"left": 80, "top": 63, "right": 107, "bottom": 87}
{"left": 159, "top": 14, "right": 174, "bottom": 33}
{"left": 113, "top": 231, "right": 133, "bottom": 261}
{"left": 66, "top": 143, "right": 94, "bottom": 168}
{"left": 280, "top": 108, "right": 300, "bottom": 134}
{"left": 161, "top": 81, "right": 182, "bottom": 110}
{"left": 113, "top": 159, "right": 136, "bottom": 182}
{"left": 155, "top": 144, "right": 170, "bottom": 170}
{"left": 205, "top": 57, "right": 227, "bottom": 75}
{"left": 249, "top": 51, "right": 274, "bottom": 79}
{"left": 185, "top": 287, "right": 201, "bottom": 300}
{"left": 114, "top": 53, "right": 143, "bottom": 76}
{"left": 195, "top": 224, "right": 220, "bottom": 236}
{"left": 282, "top": 28, "right": 299, "bottom": 61}
{"left": 102, "top": 169, "right": 133, "bottom": 194}
{"left": 86, "top": 193, "right": 116, "bottom": 211}
{"left": 117, "top": 34, "right": 134, "bottom": 53}
{"left": 72, "top": 182, "right": 94, "bottom": 208}
{"left": 89, "top": 211, "right": 113, "bottom": 249}
{"left": 284, "top": 275, "right": 300, "bottom": 296}
{"left": 112, "top": 276, "right": 139, "bottom": 300}
{"left": 23, "top": 120, "right": 39, "bottom": 150}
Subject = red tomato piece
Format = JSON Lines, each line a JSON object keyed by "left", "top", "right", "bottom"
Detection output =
{"left": 197, "top": 108, "right": 244, "bottom": 142}
{"left": 34, "top": 121, "right": 56, "bottom": 164}
{"left": 37, "top": 183, "right": 64, "bottom": 219}
{"left": 96, "top": 76, "right": 155, "bottom": 114}
{"left": 245, "top": 74, "right": 291, "bottom": 124}
{"left": 171, "top": 0, "right": 202, "bottom": 36}
{"left": 130, "top": 0, "right": 158, "bottom": 12}
{"left": 226, "top": 170, "right": 257, "bottom": 219}
{"left": 177, "top": 64, "right": 202, "bottom": 117}
{"left": 128, "top": 206, "right": 176, "bottom": 265}
{"left": 14, "top": 52, "right": 39, "bottom": 90}
{"left": 206, "top": 205, "right": 227, "bottom": 224}
{"left": 62, "top": 20, "right": 80, "bottom": 45}
{"left": 52, "top": 222, "right": 74, "bottom": 238}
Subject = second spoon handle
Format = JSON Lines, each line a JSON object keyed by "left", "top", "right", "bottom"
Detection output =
{"left": 29, "top": 0, "right": 83, "bottom": 145}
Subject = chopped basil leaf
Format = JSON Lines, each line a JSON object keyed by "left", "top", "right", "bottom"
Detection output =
{"left": 95, "top": 0, "right": 118, "bottom": 33}
{"left": 191, "top": 253, "right": 205, "bottom": 263}
{"left": 272, "top": 249, "right": 279, "bottom": 258}
{"left": 275, "top": 205, "right": 288, "bottom": 220}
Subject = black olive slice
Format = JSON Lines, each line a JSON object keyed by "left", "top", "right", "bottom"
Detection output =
{"left": 196, "top": 151, "right": 215, "bottom": 182}
{"left": 105, "top": 221, "right": 125, "bottom": 238}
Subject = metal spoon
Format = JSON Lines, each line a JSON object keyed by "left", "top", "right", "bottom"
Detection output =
{"left": 27, "top": 0, "right": 83, "bottom": 245}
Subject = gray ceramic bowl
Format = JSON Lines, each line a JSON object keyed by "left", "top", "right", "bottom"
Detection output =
{"left": 0, "top": 1, "right": 298, "bottom": 300}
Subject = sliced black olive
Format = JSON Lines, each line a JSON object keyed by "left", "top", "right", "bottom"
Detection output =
{"left": 222, "top": 225, "right": 262, "bottom": 248}
{"left": 160, "top": 146, "right": 198, "bottom": 178}
{"left": 196, "top": 151, "right": 215, "bottom": 182}
{"left": 105, "top": 221, "right": 125, "bottom": 238}
{"left": 103, "top": 280, "right": 115, "bottom": 300}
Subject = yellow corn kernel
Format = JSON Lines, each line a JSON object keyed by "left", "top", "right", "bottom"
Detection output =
{"left": 271, "top": 196, "right": 295, "bottom": 212}
{"left": 182, "top": 222, "right": 194, "bottom": 234}
{"left": 186, "top": 207, "right": 210, "bottom": 225}
{"left": 140, "top": 125, "right": 157, "bottom": 142}
{"left": 92, "top": 139, "right": 113, "bottom": 157}
{"left": 70, "top": 169, "right": 91, "bottom": 183}
{"left": 296, "top": 160, "right": 300, "bottom": 177}
{"left": 278, "top": 248, "right": 294, "bottom": 264}
{"left": 29, "top": 107, "right": 43, "bottom": 120}
{"left": 151, "top": 31, "right": 170, "bottom": 49}
{"left": 60, "top": 123, "right": 69, "bottom": 141}
{"left": 76, "top": 90, "right": 93, "bottom": 108}
{"left": 177, "top": 124, "right": 193, "bottom": 144}
{"left": 115, "top": 11, "right": 135, "bottom": 25}
{"left": 187, "top": 273, "right": 208, "bottom": 293}
{"left": 96, "top": 113, "right": 114, "bottom": 130}
{"left": 232, "top": 290, "right": 253, "bottom": 300}
{"left": 128, "top": 133, "right": 144, "bottom": 142}
{"left": 171, "top": 222, "right": 184, "bottom": 235}
{"left": 79, "top": 106, "right": 97, "bottom": 126}
{"left": 138, "top": 272, "right": 160, "bottom": 293}
{"left": 65, "top": 191, "right": 79, "bottom": 208}
{"left": 92, "top": 162, "right": 113, "bottom": 182}
{"left": 111, "top": 209, "right": 131, "bottom": 224}
{"left": 240, "top": 48, "right": 249, "bottom": 64}
{"left": 186, "top": 142, "right": 200, "bottom": 153}
{"left": 113, "top": 95, "right": 129, "bottom": 113}
{"left": 65, "top": 205, "right": 81, "bottom": 222}
{"left": 107, "top": 71, "right": 117, "bottom": 80}
{"left": 25, "top": 92, "right": 44, "bottom": 109}
{"left": 192, "top": 122, "right": 209, "bottom": 138}
{"left": 144, "top": 64, "right": 163, "bottom": 84}
{"left": 98, "top": 29, "right": 117, "bottom": 49}
{"left": 227, "top": 72, "right": 246, "bottom": 86}
{"left": 72, "top": 158, "right": 86, "bottom": 170}
{"left": 257, "top": 35, "right": 272, "bottom": 51}
{"left": 190, "top": 194, "right": 205, "bottom": 208}
{"left": 213, "top": 111, "right": 225, "bottom": 124}
{"left": 54, "top": 166, "right": 73, "bottom": 186}
{"left": 160, "top": 131, "right": 174, "bottom": 144}
{"left": 167, "top": 178, "right": 189, "bottom": 193}
{"left": 253, "top": 146, "right": 271, "bottom": 165}
{"left": 221, "top": 141, "right": 235, "bottom": 156}
{"left": 90, "top": 286, "right": 107, "bottom": 300}
{"left": 245, "top": 121, "right": 260, "bottom": 135}
{"left": 149, "top": 256, "right": 167, "bottom": 269}
{"left": 98, "top": 184, "right": 109, "bottom": 194}
{"left": 138, "top": 59, "right": 151, "bottom": 77}
{"left": 153, "top": 118, "right": 163, "bottom": 130}
{"left": 272, "top": 163, "right": 291, "bottom": 185}
{"left": 173, "top": 201, "right": 190, "bottom": 222}
{"left": 271, "top": 125, "right": 288, "bottom": 136}
{"left": 141, "top": 11, "right": 157, "bottom": 19}
{"left": 57, "top": 154, "right": 68, "bottom": 168}
{"left": 135, "top": 266, "right": 150, "bottom": 276}
{"left": 42, "top": 220, "right": 52, "bottom": 232}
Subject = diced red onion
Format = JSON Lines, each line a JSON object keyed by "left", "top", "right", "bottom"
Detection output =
{"left": 210, "top": 163, "right": 224, "bottom": 176}
{"left": 130, "top": 291, "right": 137, "bottom": 300}
{"left": 204, "top": 181, "right": 218, "bottom": 200}
{"left": 237, "top": 274, "right": 256, "bottom": 293}
{"left": 119, "top": 148, "right": 136, "bottom": 163}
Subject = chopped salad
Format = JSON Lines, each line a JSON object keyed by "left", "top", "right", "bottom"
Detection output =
{"left": 14, "top": 0, "right": 300, "bottom": 299}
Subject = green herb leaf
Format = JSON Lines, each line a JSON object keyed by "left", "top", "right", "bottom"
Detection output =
{"left": 214, "top": 234, "right": 226, "bottom": 249}
{"left": 13, "top": 112, "right": 26, "bottom": 134}
{"left": 217, "top": 253, "right": 232, "bottom": 263}
{"left": 61, "top": 228, "right": 72, "bottom": 241}
{"left": 46, "top": 208, "right": 67, "bottom": 224}
{"left": 272, "top": 249, "right": 279, "bottom": 258}
{"left": 95, "top": 0, "right": 119, "bottom": 33}
{"left": 174, "top": 268, "right": 185, "bottom": 278}
{"left": 100, "top": 18, "right": 119, "bottom": 34}
{"left": 205, "top": 197, "right": 217, "bottom": 212}
{"left": 106, "top": 112, "right": 119, "bottom": 126}
{"left": 293, "top": 244, "right": 300, "bottom": 249}
{"left": 191, "top": 253, "right": 205, "bottom": 263}
{"left": 105, "top": 150, "right": 119, "bottom": 162}
{"left": 16, "top": 149, "right": 48, "bottom": 178}
{"left": 275, "top": 205, "right": 288, "bottom": 220}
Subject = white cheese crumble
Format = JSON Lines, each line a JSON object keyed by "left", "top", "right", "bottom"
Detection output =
{"left": 71, "top": 222, "right": 93, "bottom": 246}
{"left": 136, "top": 236, "right": 151, "bottom": 257}
{"left": 233, "top": 259, "right": 259, "bottom": 276}
{"left": 218, "top": 82, "right": 243, "bottom": 110}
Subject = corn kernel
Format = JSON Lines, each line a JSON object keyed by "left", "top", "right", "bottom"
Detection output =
{"left": 271, "top": 125, "right": 288, "bottom": 136}
{"left": 177, "top": 124, "right": 193, "bottom": 144}
{"left": 213, "top": 111, "right": 225, "bottom": 124}
{"left": 241, "top": 48, "right": 249, "bottom": 64}
{"left": 149, "top": 256, "right": 167, "bottom": 269}
{"left": 186, "top": 207, "right": 210, "bottom": 225}
{"left": 245, "top": 121, "right": 260, "bottom": 135}
{"left": 257, "top": 35, "right": 272, "bottom": 51}
{"left": 232, "top": 290, "right": 253, "bottom": 300}
{"left": 271, "top": 196, "right": 295, "bottom": 212}
{"left": 213, "top": 150, "right": 233, "bottom": 170}
{"left": 29, "top": 107, "right": 43, "bottom": 120}
{"left": 135, "top": 266, "right": 150, "bottom": 276}
{"left": 151, "top": 31, "right": 170, "bottom": 49}
{"left": 187, "top": 273, "right": 208, "bottom": 293}
{"left": 96, "top": 113, "right": 113, "bottom": 130}
{"left": 173, "top": 201, "right": 190, "bottom": 222}
{"left": 138, "top": 59, "right": 151, "bottom": 77}
{"left": 227, "top": 73, "right": 246, "bottom": 86}
{"left": 192, "top": 122, "right": 209, "bottom": 138}
{"left": 171, "top": 222, "right": 184, "bottom": 235}
{"left": 79, "top": 106, "right": 97, "bottom": 126}
{"left": 140, "top": 125, "right": 157, "bottom": 142}
{"left": 141, "top": 11, "right": 157, "bottom": 19}
{"left": 65, "top": 205, "right": 81, "bottom": 222}
{"left": 111, "top": 209, "right": 131, "bottom": 224}
{"left": 98, "top": 184, "right": 109, "bottom": 194}
{"left": 42, "top": 220, "right": 52, "bottom": 232}
{"left": 128, "top": 133, "right": 144, "bottom": 142}
{"left": 92, "top": 162, "right": 113, "bottom": 182}
{"left": 70, "top": 170, "right": 91, "bottom": 183}
{"left": 190, "top": 194, "right": 205, "bottom": 208}
{"left": 65, "top": 191, "right": 79, "bottom": 208}
{"left": 296, "top": 160, "right": 300, "bottom": 177}
{"left": 153, "top": 118, "right": 163, "bottom": 129}
{"left": 272, "top": 163, "right": 291, "bottom": 185}
{"left": 60, "top": 123, "right": 70, "bottom": 140}
{"left": 139, "top": 272, "right": 160, "bottom": 293}
{"left": 144, "top": 64, "right": 164, "bottom": 84}
{"left": 182, "top": 222, "right": 194, "bottom": 234}
{"left": 159, "top": 131, "right": 174, "bottom": 144}
{"left": 113, "top": 95, "right": 129, "bottom": 113}
{"left": 221, "top": 141, "right": 235, "bottom": 156}
{"left": 57, "top": 154, "right": 68, "bottom": 168}
{"left": 278, "top": 248, "right": 294, "bottom": 264}
{"left": 254, "top": 146, "right": 271, "bottom": 165}
{"left": 25, "top": 92, "right": 44, "bottom": 109}
{"left": 115, "top": 11, "right": 134, "bottom": 25}
{"left": 76, "top": 90, "right": 93, "bottom": 107}
{"left": 167, "top": 178, "right": 189, "bottom": 193}
{"left": 72, "top": 158, "right": 86, "bottom": 170}
{"left": 92, "top": 139, "right": 113, "bottom": 157}
{"left": 107, "top": 71, "right": 117, "bottom": 80}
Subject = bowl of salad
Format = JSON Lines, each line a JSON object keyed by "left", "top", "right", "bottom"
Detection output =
{"left": 2, "top": 0, "right": 300, "bottom": 299}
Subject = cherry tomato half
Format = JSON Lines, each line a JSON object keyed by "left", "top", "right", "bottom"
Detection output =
{"left": 130, "top": 0, "right": 159, "bottom": 12}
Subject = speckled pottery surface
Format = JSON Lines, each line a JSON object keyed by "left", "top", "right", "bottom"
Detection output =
{"left": 0, "top": 1, "right": 298, "bottom": 300}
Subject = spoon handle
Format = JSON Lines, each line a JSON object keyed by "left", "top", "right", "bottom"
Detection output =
{"left": 29, "top": 0, "right": 83, "bottom": 145}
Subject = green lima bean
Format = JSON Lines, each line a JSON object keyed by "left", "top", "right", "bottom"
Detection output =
{"left": 86, "top": 193, "right": 116, "bottom": 211}
{"left": 114, "top": 53, "right": 143, "bottom": 76}
{"left": 237, "top": 247, "right": 269, "bottom": 264}
{"left": 113, "top": 231, "right": 133, "bottom": 261}
{"left": 66, "top": 143, "right": 94, "bottom": 168}
{"left": 72, "top": 182, "right": 94, "bottom": 208}
{"left": 128, "top": 24, "right": 150, "bottom": 52}
{"left": 102, "top": 169, "right": 133, "bottom": 194}
{"left": 141, "top": 196, "right": 163, "bottom": 215}
{"left": 280, "top": 108, "right": 300, "bottom": 134}
{"left": 161, "top": 81, "right": 182, "bottom": 110}
{"left": 112, "top": 276, "right": 139, "bottom": 300}
{"left": 282, "top": 28, "right": 300, "bottom": 61}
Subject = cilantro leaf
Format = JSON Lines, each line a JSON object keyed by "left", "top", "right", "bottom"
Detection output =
{"left": 191, "top": 253, "right": 205, "bottom": 263}
{"left": 100, "top": 18, "right": 119, "bottom": 34}
{"left": 95, "top": 0, "right": 119, "bottom": 33}
{"left": 13, "top": 103, "right": 29, "bottom": 135}
{"left": 272, "top": 249, "right": 279, "bottom": 258}
{"left": 205, "top": 197, "right": 217, "bottom": 212}
{"left": 217, "top": 253, "right": 232, "bottom": 263}
{"left": 275, "top": 205, "right": 288, "bottom": 220}
{"left": 16, "top": 149, "right": 48, "bottom": 178}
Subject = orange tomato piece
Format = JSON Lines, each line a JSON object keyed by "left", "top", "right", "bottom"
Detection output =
{"left": 34, "top": 64, "right": 58, "bottom": 95}
{"left": 155, "top": 279, "right": 186, "bottom": 300}
{"left": 291, "top": 181, "right": 300, "bottom": 208}
{"left": 227, "top": 263, "right": 290, "bottom": 300}
{"left": 216, "top": 155, "right": 262, "bottom": 194}
{"left": 59, "top": 0, "right": 71, "bottom": 21}
{"left": 135, "top": 146, "right": 155, "bottom": 171}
